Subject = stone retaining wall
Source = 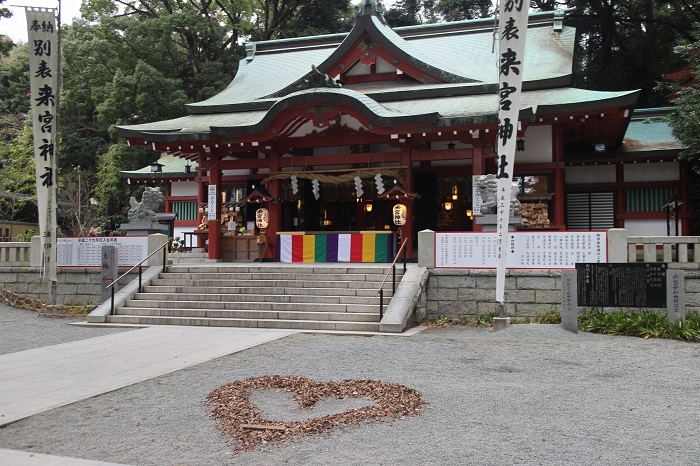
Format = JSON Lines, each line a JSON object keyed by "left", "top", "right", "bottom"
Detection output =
{"left": 425, "top": 268, "right": 700, "bottom": 320}
{"left": 0, "top": 267, "right": 139, "bottom": 307}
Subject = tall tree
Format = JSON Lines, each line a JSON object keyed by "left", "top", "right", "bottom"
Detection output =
{"left": 386, "top": 0, "right": 493, "bottom": 26}
{"left": 666, "top": 27, "right": 700, "bottom": 166}
{"left": 274, "top": 0, "right": 353, "bottom": 39}
{"left": 0, "top": 0, "right": 14, "bottom": 57}
{"left": 0, "top": 120, "right": 37, "bottom": 224}
{"left": 559, "top": 0, "right": 700, "bottom": 107}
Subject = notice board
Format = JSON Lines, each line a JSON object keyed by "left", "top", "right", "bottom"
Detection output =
{"left": 575, "top": 263, "right": 667, "bottom": 308}
{"left": 435, "top": 231, "right": 607, "bottom": 269}
{"left": 57, "top": 236, "right": 149, "bottom": 267}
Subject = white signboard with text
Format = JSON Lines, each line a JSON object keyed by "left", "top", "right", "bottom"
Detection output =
{"left": 208, "top": 185, "right": 217, "bottom": 220}
{"left": 57, "top": 236, "right": 149, "bottom": 267}
{"left": 435, "top": 231, "right": 607, "bottom": 269}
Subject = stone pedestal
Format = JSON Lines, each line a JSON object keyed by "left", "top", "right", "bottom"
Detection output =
{"left": 120, "top": 221, "right": 169, "bottom": 237}
{"left": 476, "top": 215, "right": 523, "bottom": 231}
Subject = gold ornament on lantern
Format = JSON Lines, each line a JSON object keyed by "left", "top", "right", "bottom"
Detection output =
{"left": 255, "top": 208, "right": 269, "bottom": 229}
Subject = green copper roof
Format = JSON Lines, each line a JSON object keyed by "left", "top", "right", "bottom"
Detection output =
{"left": 119, "top": 87, "right": 639, "bottom": 142}
{"left": 121, "top": 153, "right": 197, "bottom": 176}
{"left": 621, "top": 113, "right": 684, "bottom": 153}
{"left": 183, "top": 11, "right": 574, "bottom": 115}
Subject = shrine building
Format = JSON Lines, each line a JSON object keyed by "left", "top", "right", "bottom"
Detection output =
{"left": 117, "top": 0, "right": 687, "bottom": 263}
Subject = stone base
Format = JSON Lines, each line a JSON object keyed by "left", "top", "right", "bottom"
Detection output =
{"left": 120, "top": 222, "right": 169, "bottom": 236}
{"left": 475, "top": 215, "right": 523, "bottom": 231}
{"left": 492, "top": 317, "right": 511, "bottom": 332}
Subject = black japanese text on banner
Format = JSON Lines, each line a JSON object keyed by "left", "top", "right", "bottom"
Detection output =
{"left": 26, "top": 8, "right": 59, "bottom": 282}
{"left": 495, "top": 0, "right": 529, "bottom": 303}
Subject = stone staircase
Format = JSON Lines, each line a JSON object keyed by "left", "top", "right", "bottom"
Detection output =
{"left": 105, "top": 263, "right": 404, "bottom": 332}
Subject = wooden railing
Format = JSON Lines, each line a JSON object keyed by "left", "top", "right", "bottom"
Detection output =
{"left": 0, "top": 242, "right": 31, "bottom": 266}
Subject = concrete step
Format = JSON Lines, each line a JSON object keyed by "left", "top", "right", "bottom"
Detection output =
{"left": 141, "top": 285, "right": 392, "bottom": 298}
{"left": 104, "top": 314, "right": 380, "bottom": 332}
{"left": 149, "top": 278, "right": 387, "bottom": 289}
{"left": 113, "top": 263, "right": 404, "bottom": 331}
{"left": 165, "top": 265, "right": 402, "bottom": 275}
{"left": 123, "top": 299, "right": 379, "bottom": 313}
{"left": 113, "top": 307, "right": 380, "bottom": 322}
{"left": 132, "top": 292, "right": 383, "bottom": 305}
{"left": 159, "top": 272, "right": 400, "bottom": 282}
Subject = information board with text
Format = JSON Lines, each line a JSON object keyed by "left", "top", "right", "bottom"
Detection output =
{"left": 435, "top": 231, "right": 607, "bottom": 269}
{"left": 57, "top": 236, "right": 149, "bottom": 267}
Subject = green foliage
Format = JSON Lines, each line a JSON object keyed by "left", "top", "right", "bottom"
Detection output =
{"left": 535, "top": 309, "right": 562, "bottom": 324}
{"left": 65, "top": 304, "right": 96, "bottom": 316}
{"left": 0, "top": 120, "right": 38, "bottom": 223}
{"left": 387, "top": 0, "right": 492, "bottom": 25}
{"left": 93, "top": 144, "right": 156, "bottom": 216}
{"left": 275, "top": 0, "right": 353, "bottom": 39}
{"left": 565, "top": 0, "right": 698, "bottom": 107}
{"left": 0, "top": 0, "right": 14, "bottom": 57}
{"left": 578, "top": 309, "right": 700, "bottom": 342}
{"left": 16, "top": 229, "right": 35, "bottom": 242}
{"left": 0, "top": 44, "right": 29, "bottom": 114}
{"left": 665, "top": 29, "right": 700, "bottom": 170}
{"left": 430, "top": 313, "right": 455, "bottom": 325}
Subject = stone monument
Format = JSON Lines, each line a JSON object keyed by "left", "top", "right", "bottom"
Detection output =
{"left": 121, "top": 187, "right": 169, "bottom": 236}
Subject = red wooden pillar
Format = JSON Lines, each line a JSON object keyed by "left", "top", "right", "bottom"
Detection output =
{"left": 165, "top": 183, "right": 172, "bottom": 213}
{"left": 552, "top": 126, "right": 566, "bottom": 228}
{"left": 401, "top": 151, "right": 414, "bottom": 259}
{"left": 679, "top": 161, "right": 689, "bottom": 235}
{"left": 196, "top": 154, "right": 207, "bottom": 249}
{"left": 208, "top": 158, "right": 222, "bottom": 260}
{"left": 615, "top": 163, "right": 625, "bottom": 229}
{"left": 265, "top": 157, "right": 281, "bottom": 259}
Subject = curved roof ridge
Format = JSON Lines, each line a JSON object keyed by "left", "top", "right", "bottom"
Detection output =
{"left": 316, "top": 13, "right": 478, "bottom": 84}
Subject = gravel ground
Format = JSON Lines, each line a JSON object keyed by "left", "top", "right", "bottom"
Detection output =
{"left": 0, "top": 302, "right": 129, "bottom": 355}
{"left": 1, "top": 305, "right": 700, "bottom": 465}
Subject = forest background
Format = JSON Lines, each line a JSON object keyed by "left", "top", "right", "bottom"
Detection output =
{"left": 2, "top": 0, "right": 700, "bottom": 235}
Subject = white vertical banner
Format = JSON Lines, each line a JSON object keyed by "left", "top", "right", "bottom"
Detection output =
{"left": 26, "top": 8, "right": 59, "bottom": 282}
{"left": 495, "top": 1, "right": 529, "bottom": 303}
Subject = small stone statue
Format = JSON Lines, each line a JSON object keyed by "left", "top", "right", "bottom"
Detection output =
{"left": 127, "top": 187, "right": 164, "bottom": 222}
{"left": 475, "top": 174, "right": 521, "bottom": 216}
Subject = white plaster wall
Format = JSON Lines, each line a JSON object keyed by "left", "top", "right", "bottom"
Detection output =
{"left": 174, "top": 226, "right": 196, "bottom": 241}
{"left": 376, "top": 56, "right": 396, "bottom": 73}
{"left": 624, "top": 162, "right": 679, "bottom": 182}
{"left": 171, "top": 181, "right": 197, "bottom": 197}
{"left": 516, "top": 125, "right": 552, "bottom": 163}
{"left": 565, "top": 165, "right": 616, "bottom": 184}
{"left": 624, "top": 219, "right": 674, "bottom": 236}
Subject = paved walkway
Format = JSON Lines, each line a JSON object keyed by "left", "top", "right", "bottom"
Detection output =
{"left": 0, "top": 325, "right": 296, "bottom": 465}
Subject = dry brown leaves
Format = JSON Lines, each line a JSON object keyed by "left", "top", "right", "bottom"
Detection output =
{"left": 206, "top": 375, "right": 425, "bottom": 453}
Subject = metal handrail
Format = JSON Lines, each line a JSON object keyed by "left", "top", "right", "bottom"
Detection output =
{"left": 106, "top": 241, "right": 169, "bottom": 315}
{"left": 377, "top": 237, "right": 408, "bottom": 320}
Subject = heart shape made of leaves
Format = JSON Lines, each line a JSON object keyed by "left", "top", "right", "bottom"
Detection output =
{"left": 207, "top": 375, "right": 425, "bottom": 453}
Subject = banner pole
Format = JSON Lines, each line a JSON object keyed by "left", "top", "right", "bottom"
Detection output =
{"left": 493, "top": 0, "right": 529, "bottom": 325}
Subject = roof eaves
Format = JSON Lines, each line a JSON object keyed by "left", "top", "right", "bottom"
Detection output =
{"left": 210, "top": 88, "right": 440, "bottom": 138}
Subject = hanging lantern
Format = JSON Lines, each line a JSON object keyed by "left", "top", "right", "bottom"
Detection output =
{"left": 255, "top": 207, "right": 269, "bottom": 229}
{"left": 392, "top": 203, "right": 407, "bottom": 226}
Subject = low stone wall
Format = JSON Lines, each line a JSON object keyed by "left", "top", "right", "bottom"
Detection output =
{"left": 425, "top": 268, "right": 700, "bottom": 320}
{"left": 0, "top": 267, "right": 139, "bottom": 307}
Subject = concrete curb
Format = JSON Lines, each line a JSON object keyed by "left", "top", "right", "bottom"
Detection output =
{"left": 379, "top": 266, "right": 429, "bottom": 333}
